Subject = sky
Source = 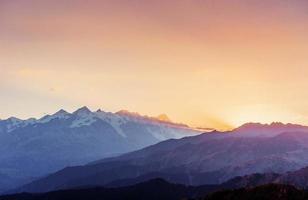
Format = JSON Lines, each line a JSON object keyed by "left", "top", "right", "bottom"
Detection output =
{"left": 1, "top": 0, "right": 308, "bottom": 130}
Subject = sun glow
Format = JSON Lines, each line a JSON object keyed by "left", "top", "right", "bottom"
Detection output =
{"left": 224, "top": 104, "right": 303, "bottom": 128}
{"left": 1, "top": 1, "right": 308, "bottom": 129}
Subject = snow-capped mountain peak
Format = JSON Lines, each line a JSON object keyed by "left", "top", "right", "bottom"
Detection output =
{"left": 38, "top": 109, "right": 70, "bottom": 123}
{"left": 0, "top": 107, "right": 200, "bottom": 192}
{"left": 7, "top": 117, "right": 22, "bottom": 124}
{"left": 73, "top": 106, "right": 92, "bottom": 116}
{"left": 54, "top": 109, "right": 69, "bottom": 116}
{"left": 4, "top": 117, "right": 36, "bottom": 132}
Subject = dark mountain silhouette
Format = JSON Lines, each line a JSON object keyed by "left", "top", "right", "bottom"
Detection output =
{"left": 14, "top": 122, "right": 308, "bottom": 193}
{"left": 201, "top": 184, "right": 307, "bottom": 200}
{"left": 3, "top": 179, "right": 308, "bottom": 200}
{"left": 220, "top": 173, "right": 281, "bottom": 189}
{"left": 215, "top": 167, "right": 308, "bottom": 189}
{"left": 0, "top": 179, "right": 219, "bottom": 200}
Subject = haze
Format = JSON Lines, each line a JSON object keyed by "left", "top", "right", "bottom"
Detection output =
{"left": 1, "top": 0, "right": 308, "bottom": 130}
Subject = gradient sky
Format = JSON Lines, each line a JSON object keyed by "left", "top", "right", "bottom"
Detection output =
{"left": 1, "top": 0, "right": 308, "bottom": 129}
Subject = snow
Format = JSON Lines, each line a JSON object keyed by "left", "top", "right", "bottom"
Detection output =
{"left": 6, "top": 117, "right": 36, "bottom": 133}
{"left": 95, "top": 111, "right": 128, "bottom": 137}
{"left": 73, "top": 106, "right": 92, "bottom": 116}
{"left": 70, "top": 115, "right": 97, "bottom": 128}
{"left": 1, "top": 107, "right": 199, "bottom": 139}
{"left": 0, "top": 107, "right": 200, "bottom": 192}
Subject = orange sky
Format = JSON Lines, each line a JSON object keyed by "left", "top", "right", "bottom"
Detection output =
{"left": 1, "top": 0, "right": 308, "bottom": 130}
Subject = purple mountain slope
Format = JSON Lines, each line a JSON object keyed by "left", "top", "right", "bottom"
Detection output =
{"left": 0, "top": 107, "right": 199, "bottom": 193}
{"left": 15, "top": 122, "right": 308, "bottom": 193}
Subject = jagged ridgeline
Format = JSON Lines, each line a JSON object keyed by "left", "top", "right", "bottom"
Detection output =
{"left": 13, "top": 122, "right": 308, "bottom": 193}
{"left": 0, "top": 107, "right": 199, "bottom": 193}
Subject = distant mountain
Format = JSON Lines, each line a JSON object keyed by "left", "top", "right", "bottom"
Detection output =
{"left": 220, "top": 173, "right": 281, "bottom": 189}
{"left": 16, "top": 122, "right": 308, "bottom": 193}
{"left": 233, "top": 122, "right": 308, "bottom": 137}
{"left": 275, "top": 167, "right": 308, "bottom": 189}
{"left": 0, "top": 107, "right": 199, "bottom": 193}
{"left": 211, "top": 166, "right": 308, "bottom": 190}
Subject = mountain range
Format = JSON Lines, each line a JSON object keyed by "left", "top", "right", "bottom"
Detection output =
{"left": 14, "top": 122, "right": 308, "bottom": 193}
{"left": 0, "top": 179, "right": 218, "bottom": 200}
{"left": 2, "top": 178, "right": 308, "bottom": 200}
{"left": 0, "top": 107, "right": 199, "bottom": 193}
{"left": 221, "top": 166, "right": 308, "bottom": 189}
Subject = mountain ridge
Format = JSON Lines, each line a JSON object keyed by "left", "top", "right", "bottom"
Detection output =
{"left": 14, "top": 122, "right": 308, "bottom": 193}
{"left": 0, "top": 107, "right": 200, "bottom": 193}
{"left": 1, "top": 107, "right": 192, "bottom": 131}
{"left": 3, "top": 177, "right": 308, "bottom": 200}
